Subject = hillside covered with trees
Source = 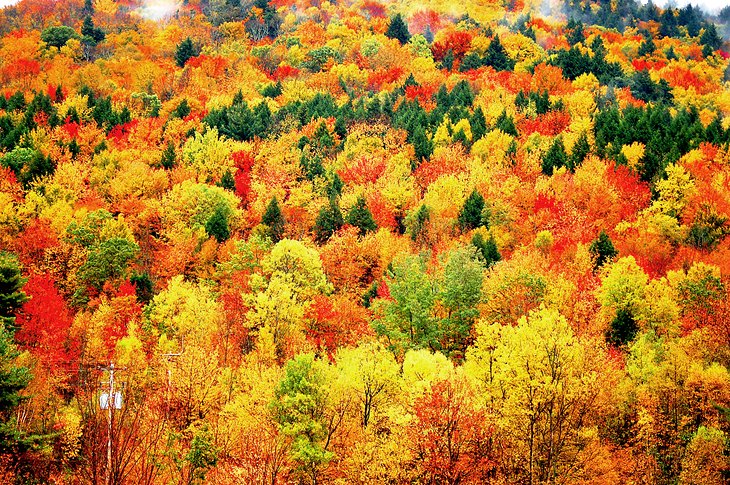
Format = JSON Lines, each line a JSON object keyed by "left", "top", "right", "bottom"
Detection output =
{"left": 1, "top": 0, "right": 730, "bottom": 483}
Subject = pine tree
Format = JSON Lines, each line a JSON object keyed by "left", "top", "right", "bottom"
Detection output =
{"left": 471, "top": 232, "right": 500, "bottom": 267}
{"left": 0, "top": 253, "right": 28, "bottom": 331}
{"left": 171, "top": 99, "right": 191, "bottom": 119}
{"left": 314, "top": 197, "right": 343, "bottom": 243}
{"left": 160, "top": 141, "right": 176, "bottom": 169}
{"left": 262, "top": 196, "right": 286, "bottom": 242}
{"left": 385, "top": 13, "right": 411, "bottom": 45}
{"left": 346, "top": 196, "right": 377, "bottom": 236}
{"left": 411, "top": 124, "right": 433, "bottom": 164}
{"left": 483, "top": 36, "right": 515, "bottom": 71}
{"left": 458, "top": 189, "right": 486, "bottom": 232}
{"left": 175, "top": 37, "right": 199, "bottom": 68}
{"left": 205, "top": 206, "right": 231, "bottom": 243}
{"left": 569, "top": 132, "right": 590, "bottom": 170}
{"left": 541, "top": 137, "right": 567, "bottom": 175}
{"left": 495, "top": 110, "right": 518, "bottom": 137}
{"left": 589, "top": 230, "right": 618, "bottom": 269}
{"left": 470, "top": 107, "right": 487, "bottom": 141}
{"left": 408, "top": 204, "right": 430, "bottom": 243}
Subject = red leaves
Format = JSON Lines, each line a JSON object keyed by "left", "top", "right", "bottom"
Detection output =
{"left": 432, "top": 31, "right": 473, "bottom": 62}
{"left": 107, "top": 119, "right": 139, "bottom": 146}
{"left": 409, "top": 378, "right": 494, "bottom": 484}
{"left": 605, "top": 162, "right": 651, "bottom": 220}
{"left": 2, "top": 58, "right": 40, "bottom": 81}
{"left": 361, "top": 0, "right": 387, "bottom": 18}
{"left": 338, "top": 155, "right": 386, "bottom": 185}
{"left": 367, "top": 66, "right": 405, "bottom": 91}
{"left": 15, "top": 273, "right": 78, "bottom": 369}
{"left": 272, "top": 64, "right": 299, "bottom": 81}
{"left": 305, "top": 295, "right": 373, "bottom": 358}
{"left": 518, "top": 110, "right": 571, "bottom": 136}
{"left": 232, "top": 150, "right": 255, "bottom": 206}
{"left": 13, "top": 218, "right": 59, "bottom": 267}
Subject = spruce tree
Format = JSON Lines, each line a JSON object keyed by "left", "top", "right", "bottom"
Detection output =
{"left": 458, "top": 189, "right": 486, "bottom": 232}
{"left": 175, "top": 37, "right": 199, "bottom": 68}
{"left": 205, "top": 207, "right": 231, "bottom": 243}
{"left": 589, "top": 230, "right": 618, "bottom": 269}
{"left": 569, "top": 132, "right": 590, "bottom": 171}
{"left": 314, "top": 197, "right": 343, "bottom": 243}
{"left": 471, "top": 232, "right": 500, "bottom": 267}
{"left": 408, "top": 204, "right": 430, "bottom": 243}
{"left": 385, "top": 13, "right": 410, "bottom": 45}
{"left": 346, "top": 196, "right": 377, "bottom": 236}
{"left": 262, "top": 196, "right": 286, "bottom": 242}
{"left": 541, "top": 137, "right": 567, "bottom": 175}
{"left": 160, "top": 141, "right": 176, "bottom": 169}
{"left": 483, "top": 36, "right": 514, "bottom": 71}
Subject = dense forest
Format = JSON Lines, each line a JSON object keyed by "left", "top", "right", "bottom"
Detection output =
{"left": 1, "top": 0, "right": 730, "bottom": 483}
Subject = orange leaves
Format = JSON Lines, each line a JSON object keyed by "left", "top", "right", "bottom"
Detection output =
{"left": 605, "top": 162, "right": 651, "bottom": 221}
{"left": 367, "top": 66, "right": 405, "bottom": 91}
{"left": 338, "top": 154, "right": 387, "bottom": 186}
{"left": 532, "top": 63, "right": 572, "bottom": 95}
{"left": 408, "top": 377, "right": 494, "bottom": 484}
{"left": 432, "top": 30, "right": 473, "bottom": 62}
{"left": 518, "top": 110, "right": 571, "bottom": 136}
{"left": 305, "top": 295, "right": 373, "bottom": 357}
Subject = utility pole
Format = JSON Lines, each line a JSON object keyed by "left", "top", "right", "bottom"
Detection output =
{"left": 99, "top": 362, "right": 125, "bottom": 485}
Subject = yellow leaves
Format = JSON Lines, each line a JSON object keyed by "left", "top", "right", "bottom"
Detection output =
{"left": 261, "top": 239, "right": 330, "bottom": 298}
{"left": 597, "top": 256, "right": 648, "bottom": 317}
{"left": 181, "top": 127, "right": 238, "bottom": 183}
{"left": 471, "top": 129, "right": 514, "bottom": 168}
{"left": 402, "top": 349, "right": 453, "bottom": 398}
{"left": 651, "top": 163, "right": 696, "bottom": 219}
{"left": 622, "top": 142, "right": 645, "bottom": 171}
{"left": 502, "top": 33, "right": 544, "bottom": 71}
{"left": 161, "top": 179, "right": 242, "bottom": 238}
{"left": 572, "top": 72, "right": 601, "bottom": 93}
{"left": 147, "top": 275, "right": 223, "bottom": 347}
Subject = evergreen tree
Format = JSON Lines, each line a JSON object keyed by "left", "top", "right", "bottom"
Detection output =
{"left": 218, "top": 169, "right": 235, "bottom": 191}
{"left": 470, "top": 107, "right": 487, "bottom": 141}
{"left": 205, "top": 206, "right": 231, "bottom": 243}
{"left": 441, "top": 49, "right": 455, "bottom": 71}
{"left": 314, "top": 197, "right": 343, "bottom": 243}
{"left": 471, "top": 232, "right": 500, "bottom": 267}
{"left": 160, "top": 141, "right": 176, "bottom": 169}
{"left": 589, "top": 230, "right": 618, "bottom": 269}
{"left": 541, "top": 137, "right": 567, "bottom": 175}
{"left": 483, "top": 36, "right": 515, "bottom": 71}
{"left": 385, "top": 13, "right": 411, "bottom": 45}
{"left": 175, "top": 37, "right": 199, "bottom": 68}
{"left": 0, "top": 253, "right": 28, "bottom": 331}
{"left": 408, "top": 204, "right": 430, "bottom": 243}
{"left": 411, "top": 124, "right": 433, "bottom": 163}
{"left": 346, "top": 196, "right": 377, "bottom": 236}
{"left": 569, "top": 131, "right": 590, "bottom": 170}
{"left": 700, "top": 23, "right": 722, "bottom": 51}
{"left": 262, "top": 196, "right": 286, "bottom": 242}
{"left": 458, "top": 189, "right": 485, "bottom": 232}
{"left": 495, "top": 110, "right": 518, "bottom": 137}
{"left": 171, "top": 99, "right": 191, "bottom": 119}
{"left": 638, "top": 36, "right": 656, "bottom": 57}
{"left": 607, "top": 308, "right": 638, "bottom": 347}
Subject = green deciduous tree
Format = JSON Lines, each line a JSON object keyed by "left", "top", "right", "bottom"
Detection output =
{"left": 270, "top": 353, "right": 334, "bottom": 484}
